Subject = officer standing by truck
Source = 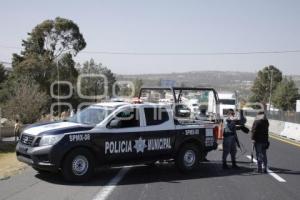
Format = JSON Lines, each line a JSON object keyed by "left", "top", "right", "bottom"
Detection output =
{"left": 251, "top": 111, "right": 269, "bottom": 173}
{"left": 222, "top": 109, "right": 240, "bottom": 169}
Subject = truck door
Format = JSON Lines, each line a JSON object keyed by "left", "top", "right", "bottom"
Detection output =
{"left": 138, "top": 107, "right": 176, "bottom": 161}
{"left": 100, "top": 107, "right": 142, "bottom": 164}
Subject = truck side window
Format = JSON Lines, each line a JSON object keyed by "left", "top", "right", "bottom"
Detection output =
{"left": 114, "top": 108, "right": 140, "bottom": 128}
{"left": 144, "top": 107, "right": 169, "bottom": 126}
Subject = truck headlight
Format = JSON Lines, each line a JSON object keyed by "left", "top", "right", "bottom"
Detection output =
{"left": 39, "top": 135, "right": 64, "bottom": 146}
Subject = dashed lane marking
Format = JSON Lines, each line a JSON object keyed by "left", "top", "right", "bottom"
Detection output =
{"left": 246, "top": 155, "right": 286, "bottom": 183}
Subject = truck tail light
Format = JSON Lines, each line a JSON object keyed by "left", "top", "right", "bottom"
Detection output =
{"left": 213, "top": 126, "right": 218, "bottom": 139}
{"left": 213, "top": 124, "right": 223, "bottom": 140}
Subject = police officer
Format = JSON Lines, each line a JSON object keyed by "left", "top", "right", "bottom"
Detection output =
{"left": 222, "top": 109, "right": 239, "bottom": 169}
{"left": 251, "top": 111, "right": 269, "bottom": 173}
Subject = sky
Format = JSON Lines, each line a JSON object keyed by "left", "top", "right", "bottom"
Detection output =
{"left": 0, "top": 0, "right": 300, "bottom": 75}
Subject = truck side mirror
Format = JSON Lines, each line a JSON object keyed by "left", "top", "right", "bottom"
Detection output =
{"left": 108, "top": 119, "right": 121, "bottom": 128}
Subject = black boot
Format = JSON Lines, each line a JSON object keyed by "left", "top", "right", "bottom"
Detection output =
{"left": 263, "top": 167, "right": 268, "bottom": 173}
{"left": 232, "top": 160, "right": 240, "bottom": 169}
{"left": 222, "top": 161, "right": 229, "bottom": 169}
{"left": 256, "top": 168, "right": 262, "bottom": 173}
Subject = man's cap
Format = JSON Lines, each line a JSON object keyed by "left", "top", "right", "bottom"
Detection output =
{"left": 228, "top": 109, "right": 235, "bottom": 115}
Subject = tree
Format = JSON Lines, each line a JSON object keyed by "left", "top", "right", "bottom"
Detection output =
{"left": 250, "top": 65, "right": 282, "bottom": 104}
{"left": 12, "top": 53, "right": 54, "bottom": 92}
{"left": 3, "top": 77, "right": 48, "bottom": 124}
{"left": 0, "top": 63, "right": 7, "bottom": 85}
{"left": 272, "top": 77, "right": 300, "bottom": 111}
{"left": 50, "top": 53, "right": 78, "bottom": 97}
{"left": 15, "top": 17, "right": 86, "bottom": 62}
{"left": 11, "top": 17, "right": 85, "bottom": 97}
{"left": 48, "top": 53, "right": 81, "bottom": 109}
{"left": 117, "top": 78, "right": 143, "bottom": 97}
{"left": 79, "top": 59, "right": 117, "bottom": 100}
{"left": 133, "top": 79, "right": 143, "bottom": 97}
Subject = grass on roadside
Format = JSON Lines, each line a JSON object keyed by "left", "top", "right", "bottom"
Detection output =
{"left": 0, "top": 141, "right": 26, "bottom": 180}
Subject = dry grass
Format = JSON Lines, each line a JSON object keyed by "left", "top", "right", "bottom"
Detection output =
{"left": 0, "top": 142, "right": 27, "bottom": 180}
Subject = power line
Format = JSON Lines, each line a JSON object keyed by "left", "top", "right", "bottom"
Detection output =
{"left": 81, "top": 49, "right": 300, "bottom": 56}
{"left": 1, "top": 44, "right": 300, "bottom": 56}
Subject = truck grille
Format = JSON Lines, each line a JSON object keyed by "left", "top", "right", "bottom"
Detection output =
{"left": 20, "top": 134, "right": 35, "bottom": 146}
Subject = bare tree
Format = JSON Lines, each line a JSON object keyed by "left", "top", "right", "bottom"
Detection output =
{"left": 3, "top": 77, "right": 48, "bottom": 124}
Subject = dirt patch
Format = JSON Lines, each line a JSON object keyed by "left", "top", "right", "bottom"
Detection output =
{"left": 0, "top": 142, "right": 27, "bottom": 180}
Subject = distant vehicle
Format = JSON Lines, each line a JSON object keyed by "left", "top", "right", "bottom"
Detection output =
{"left": 218, "top": 92, "right": 237, "bottom": 117}
{"left": 175, "top": 104, "right": 191, "bottom": 118}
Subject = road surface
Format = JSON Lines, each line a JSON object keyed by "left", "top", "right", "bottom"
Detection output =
{"left": 1, "top": 132, "right": 299, "bottom": 200}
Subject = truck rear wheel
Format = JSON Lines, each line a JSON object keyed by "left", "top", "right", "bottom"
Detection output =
{"left": 176, "top": 144, "right": 200, "bottom": 172}
{"left": 62, "top": 148, "right": 95, "bottom": 182}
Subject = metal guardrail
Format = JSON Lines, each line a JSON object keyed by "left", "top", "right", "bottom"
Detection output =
{"left": 244, "top": 110, "right": 300, "bottom": 124}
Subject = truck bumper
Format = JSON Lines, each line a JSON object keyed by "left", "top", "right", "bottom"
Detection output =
{"left": 16, "top": 143, "right": 59, "bottom": 172}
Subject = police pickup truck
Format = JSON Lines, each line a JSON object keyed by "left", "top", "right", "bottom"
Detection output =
{"left": 16, "top": 101, "right": 219, "bottom": 182}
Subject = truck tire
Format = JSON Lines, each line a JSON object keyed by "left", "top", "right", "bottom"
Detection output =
{"left": 62, "top": 148, "right": 95, "bottom": 182}
{"left": 176, "top": 144, "right": 200, "bottom": 173}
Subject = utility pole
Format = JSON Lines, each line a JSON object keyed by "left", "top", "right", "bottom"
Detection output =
{"left": 268, "top": 66, "right": 273, "bottom": 111}
{"left": 95, "top": 80, "right": 102, "bottom": 102}
{"left": 0, "top": 108, "right": 2, "bottom": 142}
{"left": 57, "top": 60, "right": 60, "bottom": 118}
{"left": 94, "top": 81, "right": 97, "bottom": 102}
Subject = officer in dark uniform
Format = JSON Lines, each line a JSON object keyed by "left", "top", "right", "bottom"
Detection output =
{"left": 251, "top": 111, "right": 269, "bottom": 173}
{"left": 222, "top": 109, "right": 239, "bottom": 169}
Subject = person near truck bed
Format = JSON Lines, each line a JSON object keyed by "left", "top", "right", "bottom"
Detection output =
{"left": 197, "top": 105, "right": 210, "bottom": 162}
{"left": 251, "top": 111, "right": 269, "bottom": 173}
{"left": 222, "top": 109, "right": 240, "bottom": 169}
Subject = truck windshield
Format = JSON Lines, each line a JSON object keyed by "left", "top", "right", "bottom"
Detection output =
{"left": 68, "top": 106, "right": 114, "bottom": 125}
{"left": 219, "top": 99, "right": 236, "bottom": 105}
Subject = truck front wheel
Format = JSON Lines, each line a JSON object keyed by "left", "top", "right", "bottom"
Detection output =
{"left": 176, "top": 144, "right": 200, "bottom": 172}
{"left": 62, "top": 148, "right": 95, "bottom": 182}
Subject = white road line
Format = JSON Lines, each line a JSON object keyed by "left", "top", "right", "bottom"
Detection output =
{"left": 246, "top": 155, "right": 286, "bottom": 183}
{"left": 92, "top": 167, "right": 131, "bottom": 200}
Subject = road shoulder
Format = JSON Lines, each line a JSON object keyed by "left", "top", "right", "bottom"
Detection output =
{"left": 0, "top": 141, "right": 27, "bottom": 180}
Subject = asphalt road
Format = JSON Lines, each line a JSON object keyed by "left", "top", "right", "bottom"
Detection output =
{"left": 1, "top": 132, "right": 299, "bottom": 200}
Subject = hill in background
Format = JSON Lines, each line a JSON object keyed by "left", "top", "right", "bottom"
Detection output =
{"left": 118, "top": 71, "right": 300, "bottom": 99}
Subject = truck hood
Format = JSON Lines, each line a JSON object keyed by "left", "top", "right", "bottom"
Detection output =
{"left": 22, "top": 121, "right": 94, "bottom": 136}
